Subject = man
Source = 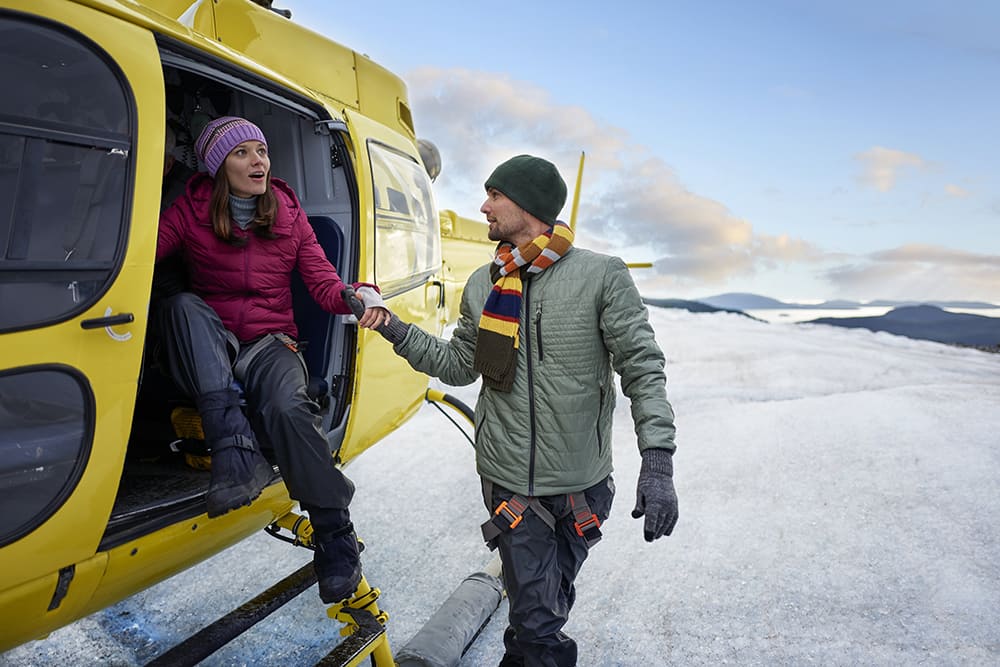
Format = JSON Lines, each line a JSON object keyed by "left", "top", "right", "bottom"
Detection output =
{"left": 373, "top": 155, "right": 678, "bottom": 666}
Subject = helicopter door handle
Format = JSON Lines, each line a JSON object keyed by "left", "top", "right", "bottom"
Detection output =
{"left": 430, "top": 280, "right": 445, "bottom": 308}
{"left": 81, "top": 312, "right": 134, "bottom": 329}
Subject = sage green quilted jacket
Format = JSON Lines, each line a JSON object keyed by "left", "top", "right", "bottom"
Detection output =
{"left": 395, "top": 247, "right": 676, "bottom": 496}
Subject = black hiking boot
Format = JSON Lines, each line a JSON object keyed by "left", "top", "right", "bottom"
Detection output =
{"left": 312, "top": 522, "right": 363, "bottom": 603}
{"left": 196, "top": 388, "right": 273, "bottom": 518}
{"left": 205, "top": 439, "right": 273, "bottom": 518}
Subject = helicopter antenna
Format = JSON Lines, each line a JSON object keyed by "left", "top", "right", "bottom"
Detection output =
{"left": 568, "top": 151, "right": 585, "bottom": 233}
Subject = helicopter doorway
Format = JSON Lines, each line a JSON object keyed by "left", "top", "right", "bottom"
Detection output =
{"left": 103, "top": 57, "right": 360, "bottom": 549}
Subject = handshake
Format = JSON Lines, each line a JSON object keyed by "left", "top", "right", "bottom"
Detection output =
{"left": 342, "top": 287, "right": 409, "bottom": 345}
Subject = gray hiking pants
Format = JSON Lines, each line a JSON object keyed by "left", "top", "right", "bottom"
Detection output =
{"left": 153, "top": 292, "right": 354, "bottom": 509}
{"left": 483, "top": 476, "right": 615, "bottom": 667}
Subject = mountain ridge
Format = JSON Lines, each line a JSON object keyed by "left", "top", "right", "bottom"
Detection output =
{"left": 804, "top": 304, "right": 1000, "bottom": 348}
{"left": 644, "top": 296, "right": 999, "bottom": 351}
{"left": 697, "top": 292, "right": 998, "bottom": 311}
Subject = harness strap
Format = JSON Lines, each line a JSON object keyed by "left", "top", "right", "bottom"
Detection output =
{"left": 232, "top": 333, "right": 309, "bottom": 385}
{"left": 480, "top": 479, "right": 602, "bottom": 549}
{"left": 569, "top": 491, "right": 603, "bottom": 547}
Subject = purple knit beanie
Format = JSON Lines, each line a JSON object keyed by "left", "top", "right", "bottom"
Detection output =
{"left": 195, "top": 116, "right": 268, "bottom": 176}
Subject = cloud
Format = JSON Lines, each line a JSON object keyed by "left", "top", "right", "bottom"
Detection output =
{"left": 406, "top": 67, "right": 819, "bottom": 286}
{"left": 870, "top": 244, "right": 1000, "bottom": 268}
{"left": 406, "top": 68, "right": 627, "bottom": 194}
{"left": 405, "top": 69, "right": 997, "bottom": 303}
{"left": 944, "top": 183, "right": 969, "bottom": 198}
{"left": 825, "top": 244, "right": 1000, "bottom": 302}
{"left": 855, "top": 146, "right": 926, "bottom": 192}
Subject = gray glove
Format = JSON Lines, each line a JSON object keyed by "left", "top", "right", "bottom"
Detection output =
{"left": 631, "top": 448, "right": 678, "bottom": 542}
{"left": 341, "top": 288, "right": 410, "bottom": 345}
{"left": 355, "top": 285, "right": 386, "bottom": 309}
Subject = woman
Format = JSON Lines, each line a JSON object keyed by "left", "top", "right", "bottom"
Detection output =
{"left": 155, "top": 116, "right": 388, "bottom": 604}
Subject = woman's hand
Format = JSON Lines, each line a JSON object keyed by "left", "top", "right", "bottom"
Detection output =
{"left": 353, "top": 286, "right": 391, "bottom": 329}
{"left": 357, "top": 306, "right": 390, "bottom": 329}
{"left": 342, "top": 287, "right": 410, "bottom": 344}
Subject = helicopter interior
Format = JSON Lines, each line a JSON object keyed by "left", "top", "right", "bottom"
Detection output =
{"left": 104, "top": 58, "right": 360, "bottom": 550}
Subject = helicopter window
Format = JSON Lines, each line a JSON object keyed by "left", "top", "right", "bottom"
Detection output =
{"left": 0, "top": 365, "right": 93, "bottom": 548}
{"left": 0, "top": 15, "right": 132, "bottom": 333}
{"left": 369, "top": 142, "right": 441, "bottom": 297}
{"left": 386, "top": 188, "right": 409, "bottom": 214}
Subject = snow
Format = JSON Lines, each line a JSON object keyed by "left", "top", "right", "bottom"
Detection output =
{"left": 6, "top": 309, "right": 1000, "bottom": 666}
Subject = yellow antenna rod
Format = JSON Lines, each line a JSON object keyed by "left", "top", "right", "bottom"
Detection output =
{"left": 568, "top": 151, "right": 585, "bottom": 233}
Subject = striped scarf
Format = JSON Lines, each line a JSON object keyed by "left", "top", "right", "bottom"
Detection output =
{"left": 474, "top": 222, "right": 574, "bottom": 391}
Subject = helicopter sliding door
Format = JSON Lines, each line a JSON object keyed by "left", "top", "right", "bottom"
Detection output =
{"left": 0, "top": 2, "right": 163, "bottom": 635}
{"left": 336, "top": 110, "right": 446, "bottom": 464}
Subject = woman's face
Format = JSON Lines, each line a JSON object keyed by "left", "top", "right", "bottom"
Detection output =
{"left": 223, "top": 140, "right": 270, "bottom": 197}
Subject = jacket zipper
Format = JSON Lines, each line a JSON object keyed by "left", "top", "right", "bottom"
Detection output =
{"left": 525, "top": 281, "right": 537, "bottom": 496}
{"left": 535, "top": 305, "right": 543, "bottom": 361}
{"left": 236, "top": 237, "right": 250, "bottom": 334}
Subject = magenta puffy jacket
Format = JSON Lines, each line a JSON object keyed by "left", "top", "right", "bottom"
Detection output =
{"left": 157, "top": 173, "right": 374, "bottom": 342}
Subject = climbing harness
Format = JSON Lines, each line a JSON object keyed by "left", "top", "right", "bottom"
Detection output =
{"left": 479, "top": 479, "right": 603, "bottom": 549}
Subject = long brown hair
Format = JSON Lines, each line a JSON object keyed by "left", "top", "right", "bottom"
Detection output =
{"left": 208, "top": 169, "right": 279, "bottom": 245}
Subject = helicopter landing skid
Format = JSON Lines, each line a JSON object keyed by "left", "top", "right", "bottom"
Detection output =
{"left": 144, "top": 563, "right": 391, "bottom": 667}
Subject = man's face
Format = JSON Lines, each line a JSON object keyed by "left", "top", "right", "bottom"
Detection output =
{"left": 223, "top": 140, "right": 270, "bottom": 198}
{"left": 481, "top": 188, "right": 530, "bottom": 243}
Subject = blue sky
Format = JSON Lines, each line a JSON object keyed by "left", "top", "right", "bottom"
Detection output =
{"left": 282, "top": 0, "right": 999, "bottom": 303}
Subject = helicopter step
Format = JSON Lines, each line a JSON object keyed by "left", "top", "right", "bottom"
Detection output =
{"left": 144, "top": 562, "right": 317, "bottom": 666}
{"left": 144, "top": 563, "right": 390, "bottom": 667}
{"left": 144, "top": 512, "right": 392, "bottom": 667}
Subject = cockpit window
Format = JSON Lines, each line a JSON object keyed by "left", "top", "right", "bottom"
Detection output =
{"left": 0, "top": 15, "right": 133, "bottom": 332}
{"left": 369, "top": 141, "right": 441, "bottom": 296}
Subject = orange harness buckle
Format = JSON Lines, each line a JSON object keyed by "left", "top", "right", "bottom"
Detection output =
{"left": 494, "top": 498, "right": 527, "bottom": 529}
{"left": 569, "top": 492, "right": 603, "bottom": 546}
{"left": 573, "top": 513, "right": 601, "bottom": 538}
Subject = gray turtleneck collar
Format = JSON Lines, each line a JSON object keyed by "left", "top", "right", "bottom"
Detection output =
{"left": 229, "top": 194, "right": 259, "bottom": 230}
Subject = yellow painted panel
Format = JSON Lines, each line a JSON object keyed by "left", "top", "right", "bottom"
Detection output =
{"left": 127, "top": 0, "right": 217, "bottom": 35}
{"left": 0, "top": 552, "right": 107, "bottom": 651}
{"left": 0, "top": 0, "right": 163, "bottom": 590}
{"left": 90, "top": 487, "right": 294, "bottom": 612}
{"left": 439, "top": 210, "right": 494, "bottom": 324}
{"left": 213, "top": 0, "right": 361, "bottom": 111}
{"left": 355, "top": 53, "right": 414, "bottom": 139}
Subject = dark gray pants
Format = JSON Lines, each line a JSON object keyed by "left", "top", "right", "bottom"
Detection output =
{"left": 153, "top": 292, "right": 354, "bottom": 509}
{"left": 483, "top": 476, "right": 615, "bottom": 667}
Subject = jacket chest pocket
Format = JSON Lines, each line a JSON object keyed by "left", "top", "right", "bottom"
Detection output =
{"left": 596, "top": 386, "right": 606, "bottom": 455}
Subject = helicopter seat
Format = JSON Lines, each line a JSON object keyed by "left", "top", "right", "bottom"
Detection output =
{"left": 291, "top": 215, "right": 345, "bottom": 407}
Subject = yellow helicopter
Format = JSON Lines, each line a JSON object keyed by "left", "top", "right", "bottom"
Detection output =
{"left": 0, "top": 0, "right": 532, "bottom": 662}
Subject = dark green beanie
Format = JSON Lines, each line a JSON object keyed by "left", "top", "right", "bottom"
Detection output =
{"left": 484, "top": 155, "right": 567, "bottom": 224}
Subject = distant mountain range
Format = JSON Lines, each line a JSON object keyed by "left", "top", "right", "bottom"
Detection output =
{"left": 643, "top": 293, "right": 1000, "bottom": 350}
{"left": 805, "top": 305, "right": 1000, "bottom": 348}
{"left": 698, "top": 292, "right": 998, "bottom": 311}
{"left": 641, "top": 297, "right": 756, "bottom": 318}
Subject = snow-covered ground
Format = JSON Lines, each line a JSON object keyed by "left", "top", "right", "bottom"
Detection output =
{"left": 7, "top": 309, "right": 1000, "bottom": 666}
